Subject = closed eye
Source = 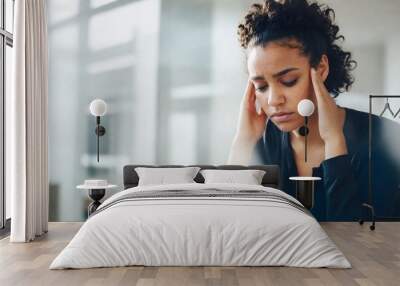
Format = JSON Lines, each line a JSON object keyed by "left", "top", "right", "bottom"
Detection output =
{"left": 282, "top": 79, "right": 298, "bottom": 87}
{"left": 255, "top": 85, "right": 268, "bottom": 92}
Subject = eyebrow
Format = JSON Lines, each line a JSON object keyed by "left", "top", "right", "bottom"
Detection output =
{"left": 250, "top": 67, "right": 299, "bottom": 81}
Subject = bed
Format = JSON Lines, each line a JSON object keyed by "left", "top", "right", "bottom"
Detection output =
{"left": 50, "top": 164, "right": 350, "bottom": 269}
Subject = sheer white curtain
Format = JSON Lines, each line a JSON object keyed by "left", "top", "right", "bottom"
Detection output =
{"left": 8, "top": 0, "right": 49, "bottom": 242}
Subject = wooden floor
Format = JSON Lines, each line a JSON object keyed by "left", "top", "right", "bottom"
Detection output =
{"left": 0, "top": 222, "right": 399, "bottom": 286}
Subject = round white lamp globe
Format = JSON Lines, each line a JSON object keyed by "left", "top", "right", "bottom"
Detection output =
{"left": 89, "top": 99, "right": 107, "bottom": 117}
{"left": 297, "top": 99, "right": 315, "bottom": 117}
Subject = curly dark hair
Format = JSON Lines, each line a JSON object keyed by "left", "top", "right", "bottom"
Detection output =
{"left": 237, "top": 0, "right": 357, "bottom": 97}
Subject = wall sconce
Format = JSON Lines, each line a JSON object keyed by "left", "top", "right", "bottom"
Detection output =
{"left": 89, "top": 99, "right": 107, "bottom": 162}
{"left": 297, "top": 99, "right": 315, "bottom": 162}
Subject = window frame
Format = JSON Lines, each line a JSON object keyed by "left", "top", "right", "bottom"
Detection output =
{"left": 0, "top": 0, "right": 14, "bottom": 232}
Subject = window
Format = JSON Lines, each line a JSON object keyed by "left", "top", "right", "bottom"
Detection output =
{"left": 0, "top": 0, "right": 14, "bottom": 232}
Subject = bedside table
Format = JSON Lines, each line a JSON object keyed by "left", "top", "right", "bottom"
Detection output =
{"left": 77, "top": 180, "right": 117, "bottom": 216}
{"left": 289, "top": 176, "right": 321, "bottom": 210}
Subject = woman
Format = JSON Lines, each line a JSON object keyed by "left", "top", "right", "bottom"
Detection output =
{"left": 228, "top": 0, "right": 400, "bottom": 221}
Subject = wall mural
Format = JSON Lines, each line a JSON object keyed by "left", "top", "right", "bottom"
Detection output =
{"left": 47, "top": 0, "right": 400, "bottom": 222}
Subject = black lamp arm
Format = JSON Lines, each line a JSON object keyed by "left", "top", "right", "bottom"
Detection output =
{"left": 94, "top": 116, "right": 106, "bottom": 162}
{"left": 305, "top": 116, "right": 308, "bottom": 162}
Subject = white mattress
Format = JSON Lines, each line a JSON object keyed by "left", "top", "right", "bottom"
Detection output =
{"left": 50, "top": 183, "right": 351, "bottom": 269}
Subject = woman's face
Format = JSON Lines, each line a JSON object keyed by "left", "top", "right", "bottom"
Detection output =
{"left": 247, "top": 41, "right": 315, "bottom": 132}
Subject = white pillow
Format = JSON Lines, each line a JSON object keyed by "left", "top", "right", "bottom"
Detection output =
{"left": 200, "top": 169, "right": 266, "bottom": 185}
{"left": 135, "top": 167, "right": 201, "bottom": 186}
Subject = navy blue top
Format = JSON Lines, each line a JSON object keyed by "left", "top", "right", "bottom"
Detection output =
{"left": 256, "top": 107, "right": 400, "bottom": 221}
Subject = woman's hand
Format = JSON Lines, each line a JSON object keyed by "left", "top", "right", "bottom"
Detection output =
{"left": 235, "top": 80, "right": 268, "bottom": 144}
{"left": 311, "top": 68, "right": 348, "bottom": 159}
{"left": 227, "top": 80, "right": 268, "bottom": 164}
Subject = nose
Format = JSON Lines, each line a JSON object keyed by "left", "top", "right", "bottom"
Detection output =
{"left": 267, "top": 86, "right": 285, "bottom": 107}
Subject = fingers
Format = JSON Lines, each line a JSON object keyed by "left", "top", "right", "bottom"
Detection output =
{"left": 311, "top": 68, "right": 323, "bottom": 99}
{"left": 244, "top": 79, "right": 267, "bottom": 118}
{"left": 311, "top": 68, "right": 333, "bottom": 105}
{"left": 245, "top": 80, "right": 257, "bottom": 113}
{"left": 255, "top": 98, "right": 262, "bottom": 115}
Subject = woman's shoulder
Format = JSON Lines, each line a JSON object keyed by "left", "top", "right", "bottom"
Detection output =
{"left": 344, "top": 106, "right": 399, "bottom": 130}
{"left": 344, "top": 107, "right": 369, "bottom": 124}
{"left": 343, "top": 106, "right": 400, "bottom": 150}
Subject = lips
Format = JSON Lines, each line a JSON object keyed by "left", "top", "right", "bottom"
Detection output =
{"left": 271, "top": 112, "right": 294, "bottom": 123}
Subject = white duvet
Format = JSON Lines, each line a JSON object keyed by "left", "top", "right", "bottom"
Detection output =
{"left": 50, "top": 183, "right": 351, "bottom": 269}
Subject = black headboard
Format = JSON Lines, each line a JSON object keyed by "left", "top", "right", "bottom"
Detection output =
{"left": 123, "top": 165, "right": 280, "bottom": 189}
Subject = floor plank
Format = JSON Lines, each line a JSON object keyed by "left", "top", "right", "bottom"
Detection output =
{"left": 0, "top": 222, "right": 399, "bottom": 286}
